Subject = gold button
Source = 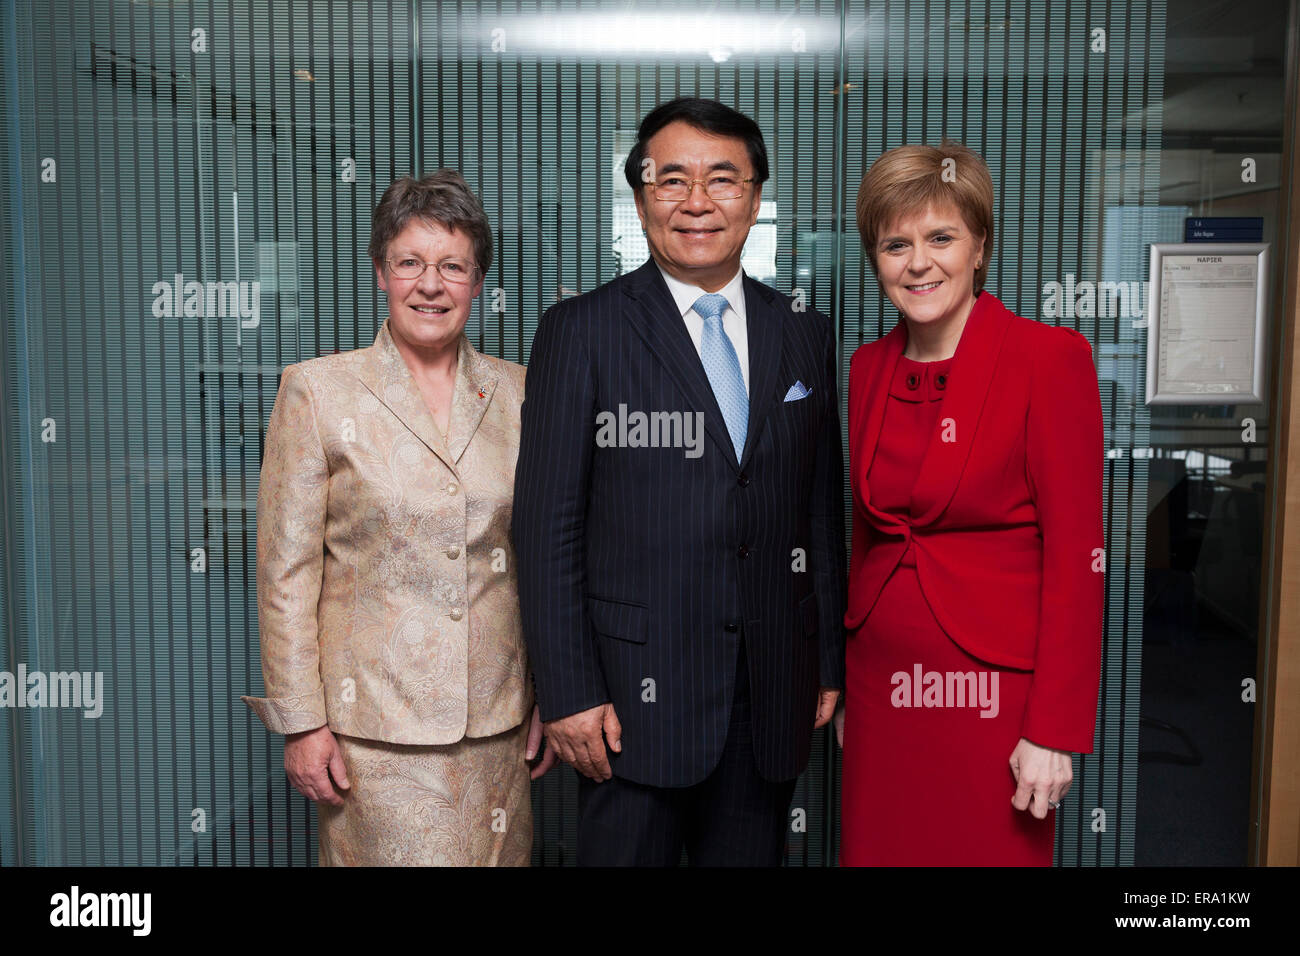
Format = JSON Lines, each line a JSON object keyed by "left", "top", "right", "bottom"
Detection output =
{"left": 450, "top": 608, "right": 463, "bottom": 622}
{"left": 447, "top": 547, "right": 460, "bottom": 559}
{"left": 447, "top": 482, "right": 459, "bottom": 495}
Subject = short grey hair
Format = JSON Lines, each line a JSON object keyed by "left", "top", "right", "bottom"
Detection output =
{"left": 368, "top": 170, "right": 493, "bottom": 277}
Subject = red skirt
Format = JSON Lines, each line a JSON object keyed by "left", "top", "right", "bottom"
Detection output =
{"left": 840, "top": 545, "right": 1056, "bottom": 865}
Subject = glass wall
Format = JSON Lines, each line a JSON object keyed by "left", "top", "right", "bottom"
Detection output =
{"left": 1135, "top": 0, "right": 1288, "bottom": 865}
{"left": 0, "top": 0, "right": 1286, "bottom": 865}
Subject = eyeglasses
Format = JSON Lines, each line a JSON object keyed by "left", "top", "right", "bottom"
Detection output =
{"left": 384, "top": 255, "right": 480, "bottom": 284}
{"left": 647, "top": 175, "right": 755, "bottom": 202}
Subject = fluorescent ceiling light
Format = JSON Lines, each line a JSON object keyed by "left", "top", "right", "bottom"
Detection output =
{"left": 487, "top": 12, "right": 837, "bottom": 60}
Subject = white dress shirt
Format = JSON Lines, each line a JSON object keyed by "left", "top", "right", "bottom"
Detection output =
{"left": 655, "top": 262, "right": 750, "bottom": 396}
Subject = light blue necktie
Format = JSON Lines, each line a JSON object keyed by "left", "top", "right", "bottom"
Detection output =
{"left": 693, "top": 292, "right": 748, "bottom": 461}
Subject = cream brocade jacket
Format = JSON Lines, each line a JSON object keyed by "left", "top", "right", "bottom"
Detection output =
{"left": 241, "top": 321, "right": 532, "bottom": 744}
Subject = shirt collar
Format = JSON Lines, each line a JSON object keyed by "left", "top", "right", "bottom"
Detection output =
{"left": 655, "top": 261, "right": 746, "bottom": 319}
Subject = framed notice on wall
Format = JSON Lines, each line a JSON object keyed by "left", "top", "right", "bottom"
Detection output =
{"left": 1145, "top": 243, "right": 1269, "bottom": 405}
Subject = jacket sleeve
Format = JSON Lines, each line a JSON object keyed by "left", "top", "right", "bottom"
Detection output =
{"left": 1020, "top": 328, "right": 1105, "bottom": 753}
{"left": 810, "top": 310, "right": 848, "bottom": 689}
{"left": 512, "top": 303, "right": 609, "bottom": 721}
{"left": 241, "top": 364, "right": 330, "bottom": 735}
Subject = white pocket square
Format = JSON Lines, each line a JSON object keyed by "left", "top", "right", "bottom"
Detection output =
{"left": 783, "top": 381, "right": 812, "bottom": 402}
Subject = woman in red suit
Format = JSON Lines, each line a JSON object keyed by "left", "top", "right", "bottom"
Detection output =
{"left": 837, "top": 140, "right": 1104, "bottom": 865}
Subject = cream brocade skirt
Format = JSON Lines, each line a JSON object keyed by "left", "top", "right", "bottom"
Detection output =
{"left": 317, "top": 718, "right": 533, "bottom": 866}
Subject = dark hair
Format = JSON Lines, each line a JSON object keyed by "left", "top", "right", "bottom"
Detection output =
{"left": 622, "top": 97, "right": 770, "bottom": 193}
{"left": 368, "top": 169, "right": 493, "bottom": 277}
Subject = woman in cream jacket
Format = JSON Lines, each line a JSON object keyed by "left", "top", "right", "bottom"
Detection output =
{"left": 243, "top": 170, "right": 554, "bottom": 866}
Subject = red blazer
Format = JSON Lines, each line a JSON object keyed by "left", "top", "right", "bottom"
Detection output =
{"left": 845, "top": 291, "right": 1104, "bottom": 753}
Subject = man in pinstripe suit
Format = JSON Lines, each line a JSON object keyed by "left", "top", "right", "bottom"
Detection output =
{"left": 513, "top": 98, "right": 846, "bottom": 866}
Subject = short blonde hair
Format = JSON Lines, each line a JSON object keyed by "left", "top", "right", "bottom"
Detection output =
{"left": 856, "top": 139, "right": 995, "bottom": 294}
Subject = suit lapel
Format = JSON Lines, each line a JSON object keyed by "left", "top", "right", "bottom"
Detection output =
{"left": 354, "top": 320, "right": 455, "bottom": 473}
{"left": 852, "top": 321, "right": 907, "bottom": 511}
{"left": 446, "top": 334, "right": 498, "bottom": 464}
{"left": 622, "top": 260, "right": 741, "bottom": 470}
{"left": 739, "top": 274, "right": 781, "bottom": 471}
{"left": 908, "top": 292, "right": 1014, "bottom": 526}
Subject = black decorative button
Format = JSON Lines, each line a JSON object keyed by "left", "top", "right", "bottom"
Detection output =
{"left": 724, "top": 621, "right": 739, "bottom": 633}
{"left": 737, "top": 473, "right": 750, "bottom": 487}
{"left": 906, "top": 373, "right": 919, "bottom": 389}
{"left": 737, "top": 545, "right": 751, "bottom": 559}
{"left": 936, "top": 373, "right": 947, "bottom": 389}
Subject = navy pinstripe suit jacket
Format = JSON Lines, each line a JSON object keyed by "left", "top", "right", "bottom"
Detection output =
{"left": 513, "top": 259, "right": 847, "bottom": 787}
